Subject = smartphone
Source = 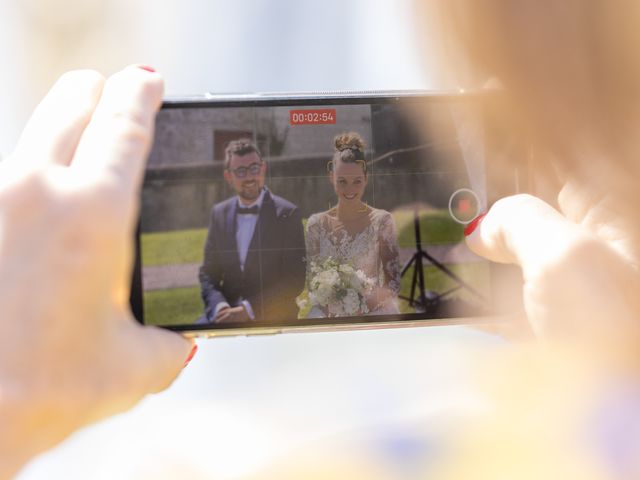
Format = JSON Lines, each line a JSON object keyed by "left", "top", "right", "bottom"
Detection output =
{"left": 130, "top": 90, "right": 526, "bottom": 338}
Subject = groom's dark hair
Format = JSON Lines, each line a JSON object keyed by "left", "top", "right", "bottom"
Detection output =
{"left": 224, "top": 138, "right": 263, "bottom": 169}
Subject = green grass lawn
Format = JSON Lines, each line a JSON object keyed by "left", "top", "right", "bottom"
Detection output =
{"left": 144, "top": 286, "right": 203, "bottom": 326}
{"left": 145, "top": 260, "right": 489, "bottom": 326}
{"left": 141, "top": 210, "right": 461, "bottom": 267}
{"left": 394, "top": 209, "right": 464, "bottom": 247}
{"left": 398, "top": 261, "right": 490, "bottom": 313}
{"left": 141, "top": 228, "right": 207, "bottom": 267}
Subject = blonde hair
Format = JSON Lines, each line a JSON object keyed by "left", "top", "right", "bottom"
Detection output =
{"left": 417, "top": 0, "right": 640, "bottom": 225}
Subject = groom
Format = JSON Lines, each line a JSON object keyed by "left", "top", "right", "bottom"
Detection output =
{"left": 198, "top": 138, "right": 306, "bottom": 324}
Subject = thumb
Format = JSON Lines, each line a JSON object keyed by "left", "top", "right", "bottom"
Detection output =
{"left": 130, "top": 324, "right": 195, "bottom": 394}
{"left": 465, "top": 194, "right": 639, "bottom": 340}
{"left": 464, "top": 194, "right": 586, "bottom": 281}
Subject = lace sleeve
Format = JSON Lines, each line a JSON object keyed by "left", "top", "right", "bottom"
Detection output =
{"left": 378, "top": 212, "right": 401, "bottom": 295}
{"left": 305, "top": 214, "right": 322, "bottom": 279}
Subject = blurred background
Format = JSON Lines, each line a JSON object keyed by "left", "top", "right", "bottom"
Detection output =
{"left": 1, "top": 0, "right": 507, "bottom": 478}
{"left": 0, "top": 0, "right": 446, "bottom": 157}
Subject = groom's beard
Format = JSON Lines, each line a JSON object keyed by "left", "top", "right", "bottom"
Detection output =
{"left": 238, "top": 180, "right": 262, "bottom": 201}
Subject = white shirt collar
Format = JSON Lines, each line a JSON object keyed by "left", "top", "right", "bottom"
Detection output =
{"left": 237, "top": 187, "right": 266, "bottom": 210}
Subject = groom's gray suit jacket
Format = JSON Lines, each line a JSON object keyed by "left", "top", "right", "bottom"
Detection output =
{"left": 198, "top": 189, "right": 306, "bottom": 323}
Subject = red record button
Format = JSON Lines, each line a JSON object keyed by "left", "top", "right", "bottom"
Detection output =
{"left": 290, "top": 109, "right": 337, "bottom": 125}
{"left": 448, "top": 188, "right": 481, "bottom": 224}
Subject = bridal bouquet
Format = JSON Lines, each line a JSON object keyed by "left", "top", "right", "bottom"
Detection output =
{"left": 302, "top": 258, "right": 375, "bottom": 317}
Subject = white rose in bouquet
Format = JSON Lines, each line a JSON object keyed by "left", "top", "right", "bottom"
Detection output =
{"left": 306, "top": 257, "right": 374, "bottom": 317}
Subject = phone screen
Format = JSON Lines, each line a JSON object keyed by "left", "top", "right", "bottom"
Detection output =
{"left": 133, "top": 94, "right": 496, "bottom": 332}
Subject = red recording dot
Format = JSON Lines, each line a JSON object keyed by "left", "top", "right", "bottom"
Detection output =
{"left": 458, "top": 198, "right": 471, "bottom": 214}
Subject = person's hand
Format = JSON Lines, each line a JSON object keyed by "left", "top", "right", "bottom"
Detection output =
{"left": 0, "top": 66, "right": 193, "bottom": 477}
{"left": 214, "top": 305, "right": 251, "bottom": 323}
{"left": 365, "top": 286, "right": 394, "bottom": 313}
{"left": 465, "top": 191, "right": 640, "bottom": 345}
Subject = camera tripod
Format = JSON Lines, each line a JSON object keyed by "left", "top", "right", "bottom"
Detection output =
{"left": 398, "top": 209, "right": 485, "bottom": 313}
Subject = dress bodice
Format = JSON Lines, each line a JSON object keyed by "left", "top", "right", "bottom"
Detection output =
{"left": 305, "top": 208, "right": 401, "bottom": 296}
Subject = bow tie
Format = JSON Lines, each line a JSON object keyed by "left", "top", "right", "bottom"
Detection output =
{"left": 237, "top": 205, "right": 259, "bottom": 215}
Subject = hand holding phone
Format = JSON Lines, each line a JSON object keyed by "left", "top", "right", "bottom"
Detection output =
{"left": 0, "top": 66, "right": 191, "bottom": 478}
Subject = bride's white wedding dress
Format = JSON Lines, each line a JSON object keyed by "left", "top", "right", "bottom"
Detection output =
{"left": 305, "top": 208, "right": 402, "bottom": 318}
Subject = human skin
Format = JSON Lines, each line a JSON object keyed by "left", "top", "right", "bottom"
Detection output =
{"left": 465, "top": 192, "right": 640, "bottom": 345}
{"left": 331, "top": 160, "right": 367, "bottom": 218}
{"left": 223, "top": 151, "right": 267, "bottom": 206}
{"left": 0, "top": 66, "right": 192, "bottom": 479}
{"left": 410, "top": 1, "right": 640, "bottom": 476}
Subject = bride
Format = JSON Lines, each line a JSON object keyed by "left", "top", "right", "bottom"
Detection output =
{"left": 305, "top": 132, "right": 401, "bottom": 318}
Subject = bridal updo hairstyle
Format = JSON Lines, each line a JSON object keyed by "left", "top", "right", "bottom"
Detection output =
{"left": 330, "top": 132, "right": 368, "bottom": 176}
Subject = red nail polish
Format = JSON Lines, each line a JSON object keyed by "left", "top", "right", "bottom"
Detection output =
{"left": 137, "top": 65, "right": 156, "bottom": 73}
{"left": 183, "top": 344, "right": 198, "bottom": 368}
{"left": 464, "top": 212, "right": 487, "bottom": 236}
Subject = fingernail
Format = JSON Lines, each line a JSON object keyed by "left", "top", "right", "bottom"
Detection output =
{"left": 183, "top": 343, "right": 198, "bottom": 368}
{"left": 137, "top": 64, "right": 156, "bottom": 73}
{"left": 464, "top": 212, "right": 487, "bottom": 236}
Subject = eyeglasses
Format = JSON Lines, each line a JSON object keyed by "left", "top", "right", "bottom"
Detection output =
{"left": 228, "top": 162, "right": 262, "bottom": 178}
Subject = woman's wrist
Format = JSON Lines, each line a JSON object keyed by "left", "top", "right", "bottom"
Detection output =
{"left": 0, "top": 375, "right": 89, "bottom": 478}
{"left": 0, "top": 385, "right": 49, "bottom": 478}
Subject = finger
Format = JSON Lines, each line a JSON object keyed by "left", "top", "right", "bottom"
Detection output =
{"left": 12, "top": 70, "right": 105, "bottom": 166}
{"left": 72, "top": 65, "right": 163, "bottom": 197}
{"left": 558, "top": 179, "right": 638, "bottom": 265}
{"left": 464, "top": 194, "right": 588, "bottom": 280}
{"left": 132, "top": 325, "right": 194, "bottom": 394}
{"left": 557, "top": 178, "right": 596, "bottom": 224}
{"left": 465, "top": 194, "right": 640, "bottom": 340}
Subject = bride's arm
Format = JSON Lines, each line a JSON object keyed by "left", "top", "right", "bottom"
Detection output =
{"left": 303, "top": 215, "right": 328, "bottom": 315}
{"left": 374, "top": 212, "right": 402, "bottom": 305}
{"left": 305, "top": 214, "right": 322, "bottom": 274}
